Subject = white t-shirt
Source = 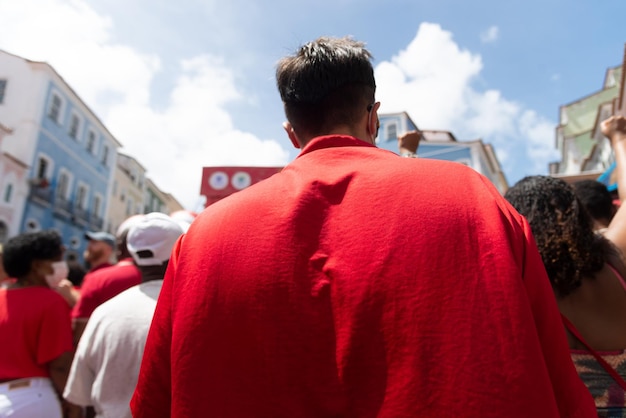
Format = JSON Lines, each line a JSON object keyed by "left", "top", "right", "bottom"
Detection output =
{"left": 63, "top": 280, "right": 163, "bottom": 418}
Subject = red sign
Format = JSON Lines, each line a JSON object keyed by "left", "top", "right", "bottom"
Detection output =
{"left": 200, "top": 166, "right": 284, "bottom": 207}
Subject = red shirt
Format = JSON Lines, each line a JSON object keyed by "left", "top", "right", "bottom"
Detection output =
{"left": 0, "top": 286, "right": 73, "bottom": 379}
{"left": 132, "top": 135, "right": 596, "bottom": 417}
{"left": 72, "top": 259, "right": 141, "bottom": 320}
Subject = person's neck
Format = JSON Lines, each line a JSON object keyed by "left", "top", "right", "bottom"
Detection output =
{"left": 90, "top": 258, "right": 110, "bottom": 270}
{"left": 301, "top": 126, "right": 371, "bottom": 147}
{"left": 139, "top": 264, "right": 167, "bottom": 283}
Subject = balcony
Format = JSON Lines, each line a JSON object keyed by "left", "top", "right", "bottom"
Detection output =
{"left": 53, "top": 195, "right": 73, "bottom": 220}
{"left": 29, "top": 183, "right": 53, "bottom": 207}
{"left": 73, "top": 206, "right": 90, "bottom": 227}
{"left": 89, "top": 213, "right": 104, "bottom": 230}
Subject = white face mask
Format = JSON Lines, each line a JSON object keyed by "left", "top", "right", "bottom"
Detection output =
{"left": 45, "top": 261, "right": 68, "bottom": 288}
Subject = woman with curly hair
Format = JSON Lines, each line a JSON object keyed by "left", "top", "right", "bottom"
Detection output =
{"left": 505, "top": 115, "right": 626, "bottom": 415}
{"left": 0, "top": 230, "right": 79, "bottom": 417}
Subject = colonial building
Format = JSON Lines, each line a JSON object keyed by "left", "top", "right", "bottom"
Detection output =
{"left": 0, "top": 49, "right": 186, "bottom": 252}
{"left": 108, "top": 152, "right": 147, "bottom": 235}
{"left": 550, "top": 64, "right": 622, "bottom": 185}
{"left": 376, "top": 111, "right": 508, "bottom": 194}
{"left": 0, "top": 50, "right": 120, "bottom": 258}
{"left": 0, "top": 121, "right": 28, "bottom": 242}
{"left": 144, "top": 178, "right": 184, "bottom": 215}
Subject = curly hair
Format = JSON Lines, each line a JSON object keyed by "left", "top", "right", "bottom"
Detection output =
{"left": 504, "top": 176, "right": 611, "bottom": 298}
{"left": 3, "top": 230, "right": 63, "bottom": 279}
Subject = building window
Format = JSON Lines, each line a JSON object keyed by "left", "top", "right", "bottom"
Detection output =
{"left": 3, "top": 184, "right": 12, "bottom": 203}
{"left": 386, "top": 123, "right": 397, "bottom": 141}
{"left": 48, "top": 93, "right": 63, "bottom": 124}
{"left": 87, "top": 130, "right": 97, "bottom": 154}
{"left": 126, "top": 197, "right": 134, "bottom": 216}
{"left": 68, "top": 113, "right": 81, "bottom": 140}
{"left": 112, "top": 180, "right": 118, "bottom": 197}
{"left": 76, "top": 184, "right": 88, "bottom": 210}
{"left": 93, "top": 194, "right": 103, "bottom": 217}
{"left": 36, "top": 155, "right": 52, "bottom": 180}
{"left": 56, "top": 170, "right": 72, "bottom": 199}
{"left": 0, "top": 79, "right": 6, "bottom": 104}
{"left": 101, "top": 145, "right": 109, "bottom": 166}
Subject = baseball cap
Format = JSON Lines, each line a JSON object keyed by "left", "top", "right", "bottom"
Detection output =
{"left": 116, "top": 214, "right": 146, "bottom": 238}
{"left": 127, "top": 212, "right": 184, "bottom": 266}
{"left": 84, "top": 231, "right": 116, "bottom": 249}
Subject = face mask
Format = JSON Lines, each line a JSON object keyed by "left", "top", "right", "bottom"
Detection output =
{"left": 45, "top": 261, "right": 68, "bottom": 288}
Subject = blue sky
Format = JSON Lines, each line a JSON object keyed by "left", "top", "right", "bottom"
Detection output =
{"left": 0, "top": 0, "right": 624, "bottom": 209}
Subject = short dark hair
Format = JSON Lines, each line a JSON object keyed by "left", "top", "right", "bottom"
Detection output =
{"left": 504, "top": 176, "right": 610, "bottom": 297}
{"left": 276, "top": 36, "right": 376, "bottom": 138}
{"left": 3, "top": 230, "right": 63, "bottom": 279}
{"left": 573, "top": 179, "right": 615, "bottom": 222}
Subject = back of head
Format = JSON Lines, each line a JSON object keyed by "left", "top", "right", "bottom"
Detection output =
{"left": 572, "top": 179, "right": 615, "bottom": 225}
{"left": 116, "top": 214, "right": 147, "bottom": 259}
{"left": 127, "top": 212, "right": 184, "bottom": 268}
{"left": 3, "top": 230, "right": 63, "bottom": 279}
{"left": 276, "top": 36, "right": 376, "bottom": 139}
{"left": 504, "top": 175, "right": 606, "bottom": 297}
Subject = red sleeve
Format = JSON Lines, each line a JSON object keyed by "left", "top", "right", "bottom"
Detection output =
{"left": 520, "top": 218, "right": 597, "bottom": 418}
{"left": 72, "top": 272, "right": 99, "bottom": 319}
{"left": 37, "top": 292, "right": 73, "bottom": 365}
{"left": 130, "top": 236, "right": 180, "bottom": 417}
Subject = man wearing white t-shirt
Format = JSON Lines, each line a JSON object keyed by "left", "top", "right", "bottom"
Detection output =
{"left": 63, "top": 213, "right": 183, "bottom": 418}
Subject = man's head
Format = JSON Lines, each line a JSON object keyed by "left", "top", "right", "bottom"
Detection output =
{"left": 116, "top": 214, "right": 146, "bottom": 260}
{"left": 572, "top": 179, "right": 616, "bottom": 231}
{"left": 276, "top": 36, "right": 379, "bottom": 147}
{"left": 84, "top": 231, "right": 115, "bottom": 269}
{"left": 127, "top": 212, "right": 184, "bottom": 281}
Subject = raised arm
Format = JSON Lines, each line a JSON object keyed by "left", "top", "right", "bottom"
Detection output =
{"left": 601, "top": 115, "right": 626, "bottom": 255}
{"left": 398, "top": 131, "right": 422, "bottom": 157}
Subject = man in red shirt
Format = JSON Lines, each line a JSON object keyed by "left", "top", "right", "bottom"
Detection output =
{"left": 72, "top": 219, "right": 143, "bottom": 345}
{"left": 83, "top": 231, "right": 115, "bottom": 272}
{"left": 131, "top": 37, "right": 596, "bottom": 417}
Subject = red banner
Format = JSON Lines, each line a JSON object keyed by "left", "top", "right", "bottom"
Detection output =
{"left": 200, "top": 166, "right": 284, "bottom": 207}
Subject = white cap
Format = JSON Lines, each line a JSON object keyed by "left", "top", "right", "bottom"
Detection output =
{"left": 127, "top": 213, "right": 184, "bottom": 266}
{"left": 116, "top": 214, "right": 146, "bottom": 238}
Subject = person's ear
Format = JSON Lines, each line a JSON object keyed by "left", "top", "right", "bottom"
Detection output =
{"left": 368, "top": 102, "right": 381, "bottom": 141}
{"left": 283, "top": 122, "right": 301, "bottom": 149}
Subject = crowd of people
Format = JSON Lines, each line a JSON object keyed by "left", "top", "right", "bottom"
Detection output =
{"left": 1, "top": 35, "right": 626, "bottom": 417}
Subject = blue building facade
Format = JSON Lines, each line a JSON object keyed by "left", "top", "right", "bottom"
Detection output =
{"left": 376, "top": 112, "right": 508, "bottom": 193}
{"left": 22, "top": 80, "right": 118, "bottom": 261}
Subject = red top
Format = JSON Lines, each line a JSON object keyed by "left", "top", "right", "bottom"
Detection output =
{"left": 72, "top": 259, "right": 141, "bottom": 319}
{"left": 132, "top": 135, "right": 596, "bottom": 417}
{"left": 88, "top": 262, "right": 113, "bottom": 274}
{"left": 0, "top": 286, "right": 73, "bottom": 380}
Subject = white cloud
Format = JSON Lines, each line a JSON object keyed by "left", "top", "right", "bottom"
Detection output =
{"left": 480, "top": 26, "right": 499, "bottom": 44}
{"left": 376, "top": 22, "right": 556, "bottom": 181}
{"left": 0, "top": 0, "right": 290, "bottom": 210}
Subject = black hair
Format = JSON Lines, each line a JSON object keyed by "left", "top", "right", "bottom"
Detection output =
{"left": 505, "top": 175, "right": 611, "bottom": 297}
{"left": 3, "top": 230, "right": 63, "bottom": 279}
{"left": 276, "top": 36, "right": 376, "bottom": 139}
{"left": 573, "top": 179, "right": 615, "bottom": 223}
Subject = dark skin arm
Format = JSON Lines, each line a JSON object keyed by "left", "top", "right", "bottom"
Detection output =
{"left": 72, "top": 319, "right": 88, "bottom": 348}
{"left": 48, "top": 351, "right": 83, "bottom": 418}
{"left": 602, "top": 115, "right": 626, "bottom": 256}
